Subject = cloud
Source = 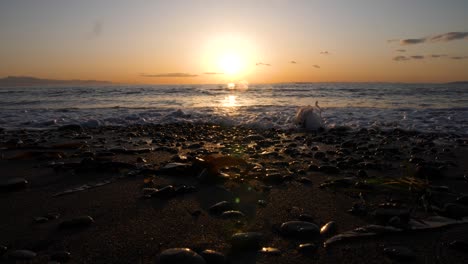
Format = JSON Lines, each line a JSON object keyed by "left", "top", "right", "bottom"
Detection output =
{"left": 256, "top": 62, "right": 271, "bottom": 66}
{"left": 290, "top": 61, "right": 297, "bottom": 64}
{"left": 203, "top": 72, "right": 224, "bottom": 75}
{"left": 430, "top": 54, "right": 447, "bottom": 58}
{"left": 410, "top": 55, "right": 424, "bottom": 60}
{"left": 398, "top": 31, "right": 468, "bottom": 45}
{"left": 451, "top": 56, "right": 468, "bottom": 60}
{"left": 313, "top": 65, "right": 320, "bottom": 68}
{"left": 393, "top": 56, "right": 410, "bottom": 61}
{"left": 87, "top": 20, "right": 103, "bottom": 39}
{"left": 396, "top": 49, "right": 406, "bottom": 52}
{"left": 140, "top": 73, "right": 198, "bottom": 77}
{"left": 320, "top": 51, "right": 329, "bottom": 55}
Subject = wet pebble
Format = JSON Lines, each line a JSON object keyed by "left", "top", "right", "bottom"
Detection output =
{"left": 383, "top": 246, "right": 416, "bottom": 261}
{"left": 209, "top": 201, "right": 233, "bottom": 215}
{"left": 231, "top": 232, "right": 263, "bottom": 250}
{"left": 200, "top": 249, "right": 226, "bottom": 264}
{"left": 297, "top": 243, "right": 318, "bottom": 255}
{"left": 320, "top": 221, "right": 336, "bottom": 237}
{"left": 298, "top": 177, "right": 312, "bottom": 185}
{"left": 158, "top": 248, "right": 206, "bottom": 264}
{"left": 8, "top": 249, "right": 37, "bottom": 260}
{"left": 152, "top": 185, "right": 176, "bottom": 198}
{"left": 221, "top": 210, "right": 245, "bottom": 219}
{"left": 258, "top": 247, "right": 281, "bottom": 255}
{"left": 280, "top": 221, "right": 320, "bottom": 238}
{"left": 59, "top": 215, "right": 94, "bottom": 229}
{"left": 34, "top": 216, "right": 49, "bottom": 224}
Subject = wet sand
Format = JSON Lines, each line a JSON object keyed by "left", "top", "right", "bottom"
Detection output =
{"left": 0, "top": 124, "right": 467, "bottom": 263}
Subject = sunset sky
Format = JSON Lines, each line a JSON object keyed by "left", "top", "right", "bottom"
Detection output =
{"left": 0, "top": 0, "right": 467, "bottom": 84}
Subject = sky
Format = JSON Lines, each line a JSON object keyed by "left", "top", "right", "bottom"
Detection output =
{"left": 0, "top": 0, "right": 467, "bottom": 84}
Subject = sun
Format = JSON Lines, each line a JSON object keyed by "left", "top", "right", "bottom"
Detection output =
{"left": 219, "top": 53, "right": 243, "bottom": 75}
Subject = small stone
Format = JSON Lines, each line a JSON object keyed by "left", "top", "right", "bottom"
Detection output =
{"left": 136, "top": 157, "right": 147, "bottom": 163}
{"left": 34, "top": 216, "right": 49, "bottom": 223}
{"left": 59, "top": 215, "right": 94, "bottom": 229}
{"left": 313, "top": 151, "right": 326, "bottom": 159}
{"left": 142, "top": 188, "right": 158, "bottom": 195}
{"left": 158, "top": 248, "right": 206, "bottom": 264}
{"left": 200, "top": 249, "right": 226, "bottom": 264}
{"left": 152, "top": 185, "right": 176, "bottom": 198}
{"left": 280, "top": 221, "right": 320, "bottom": 238}
{"left": 209, "top": 201, "right": 233, "bottom": 215}
{"left": 221, "top": 210, "right": 245, "bottom": 219}
{"left": 318, "top": 165, "right": 340, "bottom": 174}
{"left": 257, "top": 200, "right": 267, "bottom": 207}
{"left": 384, "top": 246, "right": 416, "bottom": 261}
{"left": 0, "top": 177, "right": 28, "bottom": 191}
{"left": 231, "top": 232, "right": 263, "bottom": 250}
{"left": 320, "top": 221, "right": 336, "bottom": 236}
{"left": 9, "top": 250, "right": 37, "bottom": 260}
{"left": 50, "top": 251, "right": 71, "bottom": 262}
{"left": 297, "top": 243, "right": 318, "bottom": 255}
{"left": 298, "top": 177, "right": 312, "bottom": 185}
{"left": 298, "top": 214, "right": 314, "bottom": 222}
{"left": 258, "top": 247, "right": 281, "bottom": 255}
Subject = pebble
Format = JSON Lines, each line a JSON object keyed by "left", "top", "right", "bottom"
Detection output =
{"left": 59, "top": 215, "right": 94, "bottom": 229}
{"left": 298, "top": 177, "right": 312, "bottom": 185}
{"left": 383, "top": 246, "right": 416, "bottom": 261}
{"left": 231, "top": 232, "right": 263, "bottom": 250}
{"left": 209, "top": 201, "right": 233, "bottom": 215}
{"left": 221, "top": 210, "right": 245, "bottom": 219}
{"left": 319, "top": 165, "right": 340, "bottom": 174}
{"left": 200, "top": 249, "right": 226, "bottom": 264}
{"left": 0, "top": 177, "right": 28, "bottom": 191}
{"left": 34, "top": 216, "right": 49, "bottom": 223}
{"left": 297, "top": 243, "right": 318, "bottom": 255}
{"left": 152, "top": 185, "right": 176, "bottom": 198}
{"left": 158, "top": 248, "right": 206, "bottom": 264}
{"left": 280, "top": 221, "right": 320, "bottom": 238}
{"left": 8, "top": 249, "right": 37, "bottom": 260}
{"left": 320, "top": 221, "right": 337, "bottom": 236}
{"left": 258, "top": 247, "right": 281, "bottom": 255}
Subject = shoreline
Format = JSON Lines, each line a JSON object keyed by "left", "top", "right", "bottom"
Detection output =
{"left": 1, "top": 123, "right": 467, "bottom": 263}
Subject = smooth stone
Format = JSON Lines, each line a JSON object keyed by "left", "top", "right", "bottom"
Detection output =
{"left": 258, "top": 247, "right": 281, "bottom": 255}
{"left": 320, "top": 221, "right": 337, "bottom": 236}
{"left": 231, "top": 232, "right": 263, "bottom": 250}
{"left": 142, "top": 188, "right": 158, "bottom": 195}
{"left": 209, "top": 201, "right": 233, "bottom": 215}
{"left": 442, "top": 203, "right": 468, "bottom": 218}
{"left": 297, "top": 243, "right": 318, "bottom": 255}
{"left": 313, "top": 151, "right": 326, "bottom": 159}
{"left": 50, "top": 251, "right": 71, "bottom": 262}
{"left": 318, "top": 165, "right": 340, "bottom": 174}
{"left": 221, "top": 210, "right": 245, "bottom": 219}
{"left": 9, "top": 250, "right": 37, "bottom": 260}
{"left": 59, "top": 215, "right": 94, "bottom": 229}
{"left": 298, "top": 214, "right": 314, "bottom": 222}
{"left": 0, "top": 177, "right": 28, "bottom": 191}
{"left": 152, "top": 185, "right": 176, "bottom": 198}
{"left": 383, "top": 246, "right": 416, "bottom": 261}
{"left": 298, "top": 177, "right": 312, "bottom": 184}
{"left": 280, "top": 221, "right": 320, "bottom": 238}
{"left": 158, "top": 248, "right": 206, "bottom": 264}
{"left": 34, "top": 216, "right": 49, "bottom": 223}
{"left": 373, "top": 208, "right": 410, "bottom": 224}
{"left": 200, "top": 249, "right": 226, "bottom": 264}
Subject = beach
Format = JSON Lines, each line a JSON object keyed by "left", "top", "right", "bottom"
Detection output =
{"left": 1, "top": 123, "right": 467, "bottom": 263}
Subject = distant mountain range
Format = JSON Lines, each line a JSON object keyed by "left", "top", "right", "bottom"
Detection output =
{"left": 0, "top": 76, "right": 112, "bottom": 86}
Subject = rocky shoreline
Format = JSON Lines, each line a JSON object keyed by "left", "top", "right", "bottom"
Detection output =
{"left": 1, "top": 123, "right": 467, "bottom": 263}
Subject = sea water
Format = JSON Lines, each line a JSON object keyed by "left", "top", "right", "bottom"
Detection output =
{"left": 0, "top": 82, "right": 466, "bottom": 134}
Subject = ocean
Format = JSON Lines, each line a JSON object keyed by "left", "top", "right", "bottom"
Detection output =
{"left": 0, "top": 82, "right": 467, "bottom": 134}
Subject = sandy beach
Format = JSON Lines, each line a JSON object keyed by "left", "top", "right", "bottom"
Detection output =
{"left": 0, "top": 124, "right": 467, "bottom": 263}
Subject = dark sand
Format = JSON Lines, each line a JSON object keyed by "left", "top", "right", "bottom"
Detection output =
{"left": 0, "top": 124, "right": 467, "bottom": 263}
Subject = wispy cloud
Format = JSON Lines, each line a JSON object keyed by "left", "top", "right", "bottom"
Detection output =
{"left": 87, "top": 20, "right": 103, "bottom": 39}
{"left": 393, "top": 54, "right": 467, "bottom": 61}
{"left": 313, "top": 65, "right": 320, "bottom": 68}
{"left": 393, "top": 56, "right": 411, "bottom": 61}
{"left": 396, "top": 49, "right": 406, "bottom": 53}
{"left": 451, "top": 56, "right": 468, "bottom": 60}
{"left": 290, "top": 61, "right": 297, "bottom": 64}
{"left": 203, "top": 72, "right": 224, "bottom": 75}
{"left": 320, "top": 51, "right": 329, "bottom": 55}
{"left": 398, "top": 31, "right": 468, "bottom": 45}
{"left": 410, "top": 55, "right": 424, "bottom": 60}
{"left": 256, "top": 62, "right": 271, "bottom": 66}
{"left": 140, "top": 73, "right": 198, "bottom": 77}
{"left": 430, "top": 54, "right": 447, "bottom": 58}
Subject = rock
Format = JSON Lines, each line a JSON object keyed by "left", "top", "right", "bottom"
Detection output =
{"left": 175, "top": 185, "right": 197, "bottom": 195}
{"left": 59, "top": 215, "right": 94, "bottom": 229}
{"left": 280, "top": 221, "right": 320, "bottom": 238}
{"left": 442, "top": 203, "right": 468, "bottom": 219}
{"left": 221, "top": 210, "right": 245, "bottom": 219}
{"left": 348, "top": 203, "right": 367, "bottom": 216}
{"left": 34, "top": 216, "right": 49, "bottom": 223}
{"left": 209, "top": 201, "right": 233, "bottom": 215}
{"left": 307, "top": 164, "right": 319, "bottom": 171}
{"left": 415, "top": 165, "right": 443, "bottom": 179}
{"left": 152, "top": 185, "right": 176, "bottom": 198}
{"left": 258, "top": 247, "right": 281, "bottom": 255}
{"left": 373, "top": 208, "right": 410, "bottom": 225}
{"left": 257, "top": 200, "right": 267, "bottom": 207}
{"left": 383, "top": 246, "right": 416, "bottom": 261}
{"left": 50, "top": 251, "right": 71, "bottom": 262}
{"left": 231, "top": 232, "right": 263, "bottom": 250}
{"left": 313, "top": 151, "right": 326, "bottom": 159}
{"left": 297, "top": 243, "right": 318, "bottom": 255}
{"left": 263, "top": 173, "right": 285, "bottom": 184}
{"left": 320, "top": 221, "right": 337, "bottom": 236}
{"left": 0, "top": 177, "right": 28, "bottom": 191}
{"left": 158, "top": 248, "right": 206, "bottom": 264}
{"left": 200, "top": 249, "right": 226, "bottom": 264}
{"left": 298, "top": 214, "right": 315, "bottom": 222}
{"left": 8, "top": 250, "right": 37, "bottom": 260}
{"left": 298, "top": 177, "right": 312, "bottom": 185}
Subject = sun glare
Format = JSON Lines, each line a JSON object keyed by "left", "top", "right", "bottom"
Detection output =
{"left": 219, "top": 53, "right": 243, "bottom": 75}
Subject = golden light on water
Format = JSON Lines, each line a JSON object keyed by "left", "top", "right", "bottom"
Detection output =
{"left": 222, "top": 95, "right": 238, "bottom": 107}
